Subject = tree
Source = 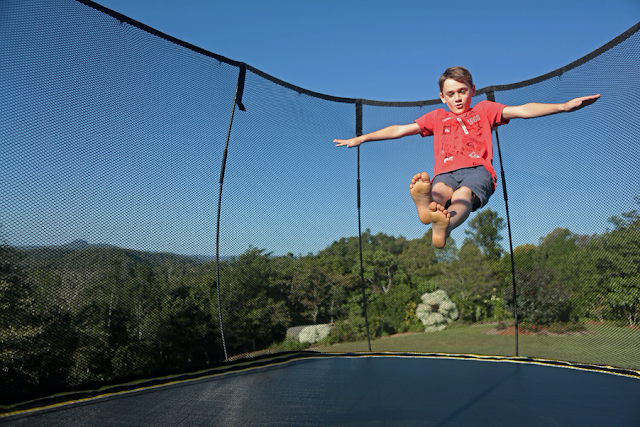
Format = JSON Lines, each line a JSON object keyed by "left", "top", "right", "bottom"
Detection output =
{"left": 397, "top": 232, "right": 440, "bottom": 287}
{"left": 445, "top": 240, "right": 502, "bottom": 322}
{"left": 152, "top": 285, "right": 223, "bottom": 370}
{"left": 516, "top": 265, "right": 573, "bottom": 324}
{"left": 464, "top": 209, "right": 505, "bottom": 260}
{"left": 220, "top": 247, "right": 290, "bottom": 354}
{"left": 0, "top": 243, "right": 77, "bottom": 401}
{"left": 0, "top": 243, "right": 42, "bottom": 400}
{"left": 604, "top": 277, "right": 640, "bottom": 326}
{"left": 288, "top": 257, "right": 336, "bottom": 324}
{"left": 358, "top": 231, "right": 408, "bottom": 295}
{"left": 587, "top": 199, "right": 640, "bottom": 324}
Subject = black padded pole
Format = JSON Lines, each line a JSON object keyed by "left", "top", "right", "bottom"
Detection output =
{"left": 355, "top": 100, "right": 372, "bottom": 351}
{"left": 487, "top": 91, "right": 519, "bottom": 356}
{"left": 215, "top": 64, "right": 247, "bottom": 362}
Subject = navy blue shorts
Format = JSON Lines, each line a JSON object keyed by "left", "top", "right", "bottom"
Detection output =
{"left": 432, "top": 166, "right": 495, "bottom": 212}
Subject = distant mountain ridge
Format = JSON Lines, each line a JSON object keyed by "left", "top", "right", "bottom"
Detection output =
{"left": 15, "top": 240, "right": 234, "bottom": 265}
{"left": 17, "top": 239, "right": 114, "bottom": 251}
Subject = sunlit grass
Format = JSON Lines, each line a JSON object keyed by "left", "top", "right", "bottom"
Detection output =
{"left": 312, "top": 323, "right": 640, "bottom": 370}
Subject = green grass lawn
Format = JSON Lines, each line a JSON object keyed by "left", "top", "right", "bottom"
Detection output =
{"left": 311, "top": 323, "right": 640, "bottom": 370}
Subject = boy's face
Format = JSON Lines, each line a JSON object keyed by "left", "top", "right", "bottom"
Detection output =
{"left": 440, "top": 78, "right": 476, "bottom": 115}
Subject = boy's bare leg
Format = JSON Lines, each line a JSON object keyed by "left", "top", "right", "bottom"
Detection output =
{"left": 429, "top": 202, "right": 450, "bottom": 248}
{"left": 434, "top": 187, "right": 474, "bottom": 247}
{"left": 447, "top": 199, "right": 473, "bottom": 230}
{"left": 409, "top": 172, "right": 432, "bottom": 224}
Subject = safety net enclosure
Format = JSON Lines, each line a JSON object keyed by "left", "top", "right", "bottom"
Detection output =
{"left": 1, "top": 0, "right": 639, "bottom": 419}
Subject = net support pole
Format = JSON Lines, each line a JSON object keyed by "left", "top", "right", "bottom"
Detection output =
{"left": 355, "top": 100, "right": 372, "bottom": 351}
{"left": 487, "top": 91, "right": 519, "bottom": 356}
{"left": 215, "top": 64, "right": 247, "bottom": 362}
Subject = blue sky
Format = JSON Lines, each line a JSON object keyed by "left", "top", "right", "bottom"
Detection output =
{"left": 2, "top": 0, "right": 639, "bottom": 257}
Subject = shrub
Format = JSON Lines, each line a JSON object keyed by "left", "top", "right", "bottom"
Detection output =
{"left": 269, "top": 338, "right": 312, "bottom": 352}
{"left": 326, "top": 315, "right": 368, "bottom": 344}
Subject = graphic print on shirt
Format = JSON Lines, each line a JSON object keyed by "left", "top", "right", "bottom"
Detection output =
{"left": 439, "top": 111, "right": 485, "bottom": 165}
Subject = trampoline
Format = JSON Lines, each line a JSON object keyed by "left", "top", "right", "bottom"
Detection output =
{"left": 3, "top": 353, "right": 640, "bottom": 426}
{"left": 2, "top": 1, "right": 640, "bottom": 425}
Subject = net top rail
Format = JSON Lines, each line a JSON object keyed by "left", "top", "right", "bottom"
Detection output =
{"left": 76, "top": 0, "right": 640, "bottom": 106}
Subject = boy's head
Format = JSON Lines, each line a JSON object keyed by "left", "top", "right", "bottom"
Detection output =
{"left": 439, "top": 66, "right": 476, "bottom": 115}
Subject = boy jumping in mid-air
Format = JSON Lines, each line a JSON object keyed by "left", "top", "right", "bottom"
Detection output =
{"left": 334, "top": 66, "right": 600, "bottom": 248}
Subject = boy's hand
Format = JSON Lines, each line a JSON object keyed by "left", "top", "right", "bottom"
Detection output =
{"left": 564, "top": 94, "right": 600, "bottom": 112}
{"left": 334, "top": 137, "right": 361, "bottom": 147}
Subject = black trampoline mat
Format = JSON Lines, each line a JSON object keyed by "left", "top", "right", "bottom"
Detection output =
{"left": 4, "top": 355, "right": 640, "bottom": 426}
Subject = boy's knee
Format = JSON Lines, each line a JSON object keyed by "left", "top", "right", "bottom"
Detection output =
{"left": 451, "top": 187, "right": 481, "bottom": 211}
{"left": 432, "top": 182, "right": 453, "bottom": 203}
{"left": 452, "top": 186, "right": 473, "bottom": 200}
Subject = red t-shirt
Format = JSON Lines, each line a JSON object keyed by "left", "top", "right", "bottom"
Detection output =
{"left": 414, "top": 100, "right": 509, "bottom": 188}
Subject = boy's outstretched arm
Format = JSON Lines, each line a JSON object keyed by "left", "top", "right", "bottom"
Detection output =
{"left": 502, "top": 94, "right": 600, "bottom": 120}
{"left": 334, "top": 123, "right": 421, "bottom": 147}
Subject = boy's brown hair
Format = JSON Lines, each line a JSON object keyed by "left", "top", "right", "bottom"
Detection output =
{"left": 439, "top": 66, "right": 474, "bottom": 91}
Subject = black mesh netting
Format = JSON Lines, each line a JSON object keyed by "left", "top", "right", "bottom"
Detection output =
{"left": 1, "top": 0, "right": 639, "bottom": 405}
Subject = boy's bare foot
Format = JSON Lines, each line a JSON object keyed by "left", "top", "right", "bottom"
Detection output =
{"left": 409, "top": 172, "right": 432, "bottom": 224}
{"left": 429, "top": 202, "right": 450, "bottom": 248}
